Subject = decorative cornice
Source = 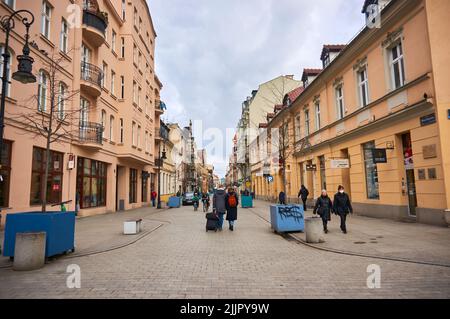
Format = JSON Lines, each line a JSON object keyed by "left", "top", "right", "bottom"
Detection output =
{"left": 382, "top": 26, "right": 404, "bottom": 47}
{"left": 333, "top": 76, "right": 344, "bottom": 87}
{"left": 353, "top": 56, "right": 368, "bottom": 71}
{"left": 313, "top": 95, "right": 321, "bottom": 104}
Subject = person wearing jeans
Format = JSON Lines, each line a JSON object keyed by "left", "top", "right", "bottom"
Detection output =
{"left": 213, "top": 186, "right": 227, "bottom": 231}
{"left": 333, "top": 185, "right": 353, "bottom": 234}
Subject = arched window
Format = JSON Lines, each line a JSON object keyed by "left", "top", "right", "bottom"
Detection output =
{"left": 38, "top": 70, "right": 49, "bottom": 111}
{"left": 57, "top": 82, "right": 67, "bottom": 120}
{"left": 0, "top": 45, "right": 13, "bottom": 97}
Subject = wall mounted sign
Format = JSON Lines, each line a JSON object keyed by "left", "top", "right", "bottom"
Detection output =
{"left": 418, "top": 169, "right": 426, "bottom": 180}
{"left": 423, "top": 144, "right": 437, "bottom": 159}
{"left": 420, "top": 113, "right": 436, "bottom": 126}
{"left": 330, "top": 159, "right": 350, "bottom": 169}
{"left": 306, "top": 164, "right": 317, "bottom": 171}
{"left": 372, "top": 149, "right": 387, "bottom": 164}
{"left": 428, "top": 168, "right": 437, "bottom": 180}
{"left": 67, "top": 154, "right": 75, "bottom": 170}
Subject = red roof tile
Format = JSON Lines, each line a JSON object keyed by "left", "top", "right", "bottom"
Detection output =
{"left": 286, "top": 87, "right": 304, "bottom": 103}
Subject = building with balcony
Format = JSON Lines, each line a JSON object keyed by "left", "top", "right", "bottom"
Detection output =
{"left": 251, "top": 0, "right": 450, "bottom": 226}
{"left": 0, "top": 0, "right": 164, "bottom": 221}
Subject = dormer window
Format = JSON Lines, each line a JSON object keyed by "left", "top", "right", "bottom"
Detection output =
{"left": 323, "top": 53, "right": 331, "bottom": 68}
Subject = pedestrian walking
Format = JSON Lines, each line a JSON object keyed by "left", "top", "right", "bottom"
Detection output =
{"left": 151, "top": 190, "right": 157, "bottom": 207}
{"left": 313, "top": 190, "right": 333, "bottom": 233}
{"left": 333, "top": 185, "right": 353, "bottom": 234}
{"left": 298, "top": 185, "right": 309, "bottom": 211}
{"left": 279, "top": 191, "right": 286, "bottom": 205}
{"left": 225, "top": 187, "right": 239, "bottom": 231}
{"left": 193, "top": 192, "right": 200, "bottom": 211}
{"left": 213, "top": 186, "right": 227, "bottom": 231}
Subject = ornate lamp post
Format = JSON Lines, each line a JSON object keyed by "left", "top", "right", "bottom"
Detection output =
{"left": 157, "top": 140, "right": 167, "bottom": 209}
{"left": 0, "top": 10, "right": 36, "bottom": 176}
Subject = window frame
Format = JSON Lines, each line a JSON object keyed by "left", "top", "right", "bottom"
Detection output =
{"left": 390, "top": 42, "right": 406, "bottom": 90}
{"left": 358, "top": 67, "right": 370, "bottom": 108}
{"left": 314, "top": 101, "right": 321, "bottom": 131}
{"left": 0, "top": 140, "right": 12, "bottom": 208}
{"left": 129, "top": 168, "right": 138, "bottom": 204}
{"left": 41, "top": 1, "right": 52, "bottom": 39}
{"left": 76, "top": 157, "right": 107, "bottom": 209}
{"left": 38, "top": 70, "right": 49, "bottom": 112}
{"left": 60, "top": 18, "right": 69, "bottom": 53}
{"left": 335, "top": 86, "right": 345, "bottom": 120}
{"left": 304, "top": 109, "right": 310, "bottom": 136}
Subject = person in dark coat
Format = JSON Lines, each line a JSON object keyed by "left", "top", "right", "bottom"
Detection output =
{"left": 213, "top": 186, "right": 227, "bottom": 231}
{"left": 313, "top": 189, "right": 333, "bottom": 233}
{"left": 225, "top": 187, "right": 239, "bottom": 231}
{"left": 333, "top": 185, "right": 353, "bottom": 234}
{"left": 298, "top": 185, "right": 309, "bottom": 211}
{"left": 279, "top": 191, "right": 286, "bottom": 205}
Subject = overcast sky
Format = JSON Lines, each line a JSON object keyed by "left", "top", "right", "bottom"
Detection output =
{"left": 148, "top": 0, "right": 367, "bottom": 178}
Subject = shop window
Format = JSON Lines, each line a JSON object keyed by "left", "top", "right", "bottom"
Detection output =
{"left": 76, "top": 157, "right": 107, "bottom": 208}
{"left": 363, "top": 141, "right": 380, "bottom": 199}
{"left": 0, "top": 140, "right": 12, "bottom": 207}
{"left": 30, "top": 147, "right": 63, "bottom": 205}
{"left": 129, "top": 168, "right": 137, "bottom": 203}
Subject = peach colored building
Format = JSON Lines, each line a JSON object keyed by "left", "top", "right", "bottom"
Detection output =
{"left": 0, "top": 0, "right": 164, "bottom": 225}
{"left": 251, "top": 0, "right": 450, "bottom": 226}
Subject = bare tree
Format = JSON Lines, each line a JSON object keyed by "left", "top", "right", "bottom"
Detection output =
{"left": 6, "top": 50, "right": 83, "bottom": 212}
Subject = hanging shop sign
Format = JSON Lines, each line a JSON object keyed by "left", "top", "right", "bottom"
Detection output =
{"left": 372, "top": 149, "right": 387, "bottom": 164}
{"left": 330, "top": 159, "right": 350, "bottom": 169}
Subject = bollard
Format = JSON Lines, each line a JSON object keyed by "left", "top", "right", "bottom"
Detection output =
{"left": 13, "top": 232, "right": 46, "bottom": 271}
{"left": 305, "top": 217, "right": 325, "bottom": 244}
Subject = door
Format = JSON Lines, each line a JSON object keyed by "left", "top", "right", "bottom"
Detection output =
{"left": 81, "top": 44, "right": 91, "bottom": 79}
{"left": 402, "top": 133, "right": 417, "bottom": 216}
{"left": 341, "top": 149, "right": 352, "bottom": 196}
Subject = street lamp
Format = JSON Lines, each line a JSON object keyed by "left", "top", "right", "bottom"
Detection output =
{"left": 157, "top": 140, "right": 167, "bottom": 209}
{"left": 0, "top": 10, "right": 36, "bottom": 174}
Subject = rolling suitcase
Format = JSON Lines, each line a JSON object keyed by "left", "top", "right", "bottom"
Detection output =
{"left": 205, "top": 212, "right": 219, "bottom": 232}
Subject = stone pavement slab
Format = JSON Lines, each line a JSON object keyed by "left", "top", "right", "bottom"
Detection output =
{"left": 249, "top": 200, "right": 450, "bottom": 266}
{"left": 0, "top": 203, "right": 449, "bottom": 299}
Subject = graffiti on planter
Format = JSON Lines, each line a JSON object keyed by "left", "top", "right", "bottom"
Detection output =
{"left": 278, "top": 205, "right": 304, "bottom": 223}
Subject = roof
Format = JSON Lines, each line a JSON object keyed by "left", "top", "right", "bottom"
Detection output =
{"left": 301, "top": 68, "right": 322, "bottom": 82}
{"left": 321, "top": 44, "right": 347, "bottom": 60}
{"left": 286, "top": 86, "right": 305, "bottom": 104}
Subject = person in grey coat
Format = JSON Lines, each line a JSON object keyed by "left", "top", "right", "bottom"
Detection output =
{"left": 213, "top": 186, "right": 227, "bottom": 231}
{"left": 313, "top": 189, "right": 333, "bottom": 233}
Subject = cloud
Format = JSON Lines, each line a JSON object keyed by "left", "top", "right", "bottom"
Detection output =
{"left": 148, "top": 0, "right": 365, "bottom": 177}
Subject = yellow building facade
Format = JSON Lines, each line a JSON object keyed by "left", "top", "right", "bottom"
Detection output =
{"left": 252, "top": 0, "right": 450, "bottom": 226}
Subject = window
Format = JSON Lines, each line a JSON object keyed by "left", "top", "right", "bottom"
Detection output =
{"left": 132, "top": 121, "right": 136, "bottom": 146}
{"left": 38, "top": 70, "right": 48, "bottom": 111}
{"left": 121, "top": 0, "right": 126, "bottom": 20}
{"left": 138, "top": 51, "right": 142, "bottom": 69}
{"left": 79, "top": 98, "right": 89, "bottom": 125}
{"left": 363, "top": 141, "right": 380, "bottom": 199}
{"left": 314, "top": 102, "right": 321, "bottom": 130}
{"left": 57, "top": 82, "right": 67, "bottom": 120}
{"left": 120, "top": 76, "right": 125, "bottom": 99}
{"left": 3, "top": 0, "right": 15, "bottom": 9}
{"left": 145, "top": 95, "right": 149, "bottom": 115}
{"left": 41, "top": 1, "right": 52, "bottom": 39}
{"left": 133, "top": 81, "right": 137, "bottom": 104}
{"left": 101, "top": 110, "right": 106, "bottom": 138}
{"left": 60, "top": 19, "right": 69, "bottom": 53}
{"left": 304, "top": 109, "right": 310, "bottom": 136}
{"left": 390, "top": 42, "right": 405, "bottom": 89}
{"left": 0, "top": 140, "right": 12, "bottom": 207}
{"left": 0, "top": 46, "right": 12, "bottom": 97}
{"left": 109, "top": 115, "right": 114, "bottom": 141}
{"left": 137, "top": 125, "right": 141, "bottom": 148}
{"left": 138, "top": 87, "right": 142, "bottom": 107}
{"left": 101, "top": 62, "right": 108, "bottom": 88}
{"left": 134, "top": 7, "right": 138, "bottom": 28}
{"left": 129, "top": 168, "right": 137, "bottom": 203}
{"left": 139, "top": 17, "right": 142, "bottom": 34}
{"left": 76, "top": 158, "right": 107, "bottom": 209}
{"left": 336, "top": 86, "right": 345, "bottom": 119}
{"left": 141, "top": 170, "right": 148, "bottom": 202}
{"left": 30, "top": 147, "right": 63, "bottom": 205}
{"left": 121, "top": 37, "right": 125, "bottom": 58}
{"left": 358, "top": 67, "right": 369, "bottom": 107}
{"left": 111, "top": 30, "right": 116, "bottom": 53}
{"left": 133, "top": 44, "right": 137, "bottom": 65}
{"left": 295, "top": 115, "right": 301, "bottom": 141}
{"left": 119, "top": 118, "right": 124, "bottom": 143}
{"left": 145, "top": 131, "right": 149, "bottom": 152}
{"left": 110, "top": 70, "right": 115, "bottom": 95}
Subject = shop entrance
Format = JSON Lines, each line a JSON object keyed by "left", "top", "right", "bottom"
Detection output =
{"left": 402, "top": 133, "right": 417, "bottom": 216}
{"left": 340, "top": 149, "right": 352, "bottom": 196}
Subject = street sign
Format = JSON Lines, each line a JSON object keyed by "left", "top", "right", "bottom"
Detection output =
{"left": 330, "top": 159, "right": 350, "bottom": 169}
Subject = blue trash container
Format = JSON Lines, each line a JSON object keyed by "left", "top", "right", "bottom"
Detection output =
{"left": 168, "top": 196, "right": 181, "bottom": 208}
{"left": 270, "top": 205, "right": 305, "bottom": 233}
{"left": 241, "top": 195, "right": 253, "bottom": 208}
{"left": 3, "top": 212, "right": 76, "bottom": 258}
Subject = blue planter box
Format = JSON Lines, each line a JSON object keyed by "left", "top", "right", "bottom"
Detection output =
{"left": 3, "top": 212, "right": 76, "bottom": 258}
{"left": 241, "top": 196, "right": 253, "bottom": 208}
{"left": 168, "top": 196, "right": 181, "bottom": 208}
{"left": 270, "top": 205, "right": 305, "bottom": 233}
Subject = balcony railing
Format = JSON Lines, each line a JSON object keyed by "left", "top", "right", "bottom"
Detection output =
{"left": 82, "top": 0, "right": 108, "bottom": 35}
{"left": 79, "top": 122, "right": 103, "bottom": 145}
{"left": 81, "top": 62, "right": 103, "bottom": 88}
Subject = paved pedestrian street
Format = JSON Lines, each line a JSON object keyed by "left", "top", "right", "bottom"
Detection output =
{"left": 1, "top": 201, "right": 450, "bottom": 299}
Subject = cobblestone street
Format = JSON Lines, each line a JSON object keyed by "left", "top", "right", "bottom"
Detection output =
{"left": 1, "top": 202, "right": 450, "bottom": 299}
